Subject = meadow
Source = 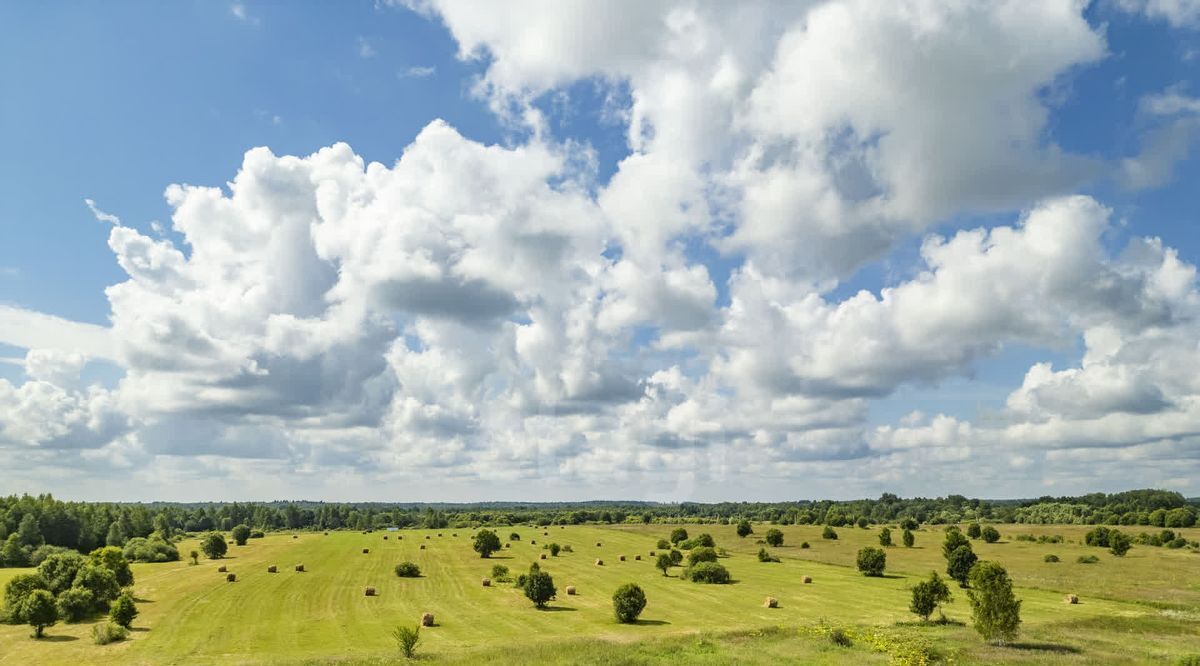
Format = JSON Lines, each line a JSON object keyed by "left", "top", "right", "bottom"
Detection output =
{"left": 2, "top": 522, "right": 1198, "bottom": 665}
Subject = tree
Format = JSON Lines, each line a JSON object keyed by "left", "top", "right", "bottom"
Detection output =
{"left": 473, "top": 529, "right": 501, "bottom": 558}
{"left": 856, "top": 547, "right": 886, "bottom": 577}
{"left": 523, "top": 570, "right": 556, "bottom": 608}
{"left": 3, "top": 574, "right": 47, "bottom": 623}
{"left": 668, "top": 549, "right": 683, "bottom": 565}
{"left": 17, "top": 514, "right": 43, "bottom": 548}
{"left": 105, "top": 522, "right": 125, "bottom": 548}
{"left": 683, "top": 561, "right": 731, "bottom": 584}
{"left": 981, "top": 526, "right": 1000, "bottom": 544}
{"left": 878, "top": 527, "right": 893, "bottom": 547}
{"left": 909, "top": 572, "right": 952, "bottom": 621}
{"left": 189, "top": 550, "right": 199, "bottom": 566}
{"left": 967, "top": 561, "right": 1021, "bottom": 644}
{"left": 765, "top": 528, "right": 784, "bottom": 547}
{"left": 640, "top": 553, "right": 664, "bottom": 577}
{"left": 669, "top": 527, "right": 689, "bottom": 544}
{"left": 736, "top": 520, "right": 753, "bottom": 538}
{"left": 943, "top": 529, "right": 970, "bottom": 559}
{"left": 1, "top": 533, "right": 29, "bottom": 567}
{"left": 89, "top": 546, "right": 134, "bottom": 588}
{"left": 1109, "top": 530, "right": 1132, "bottom": 557}
{"left": 231, "top": 524, "right": 251, "bottom": 546}
{"left": 549, "top": 543, "right": 561, "bottom": 557}
{"left": 946, "top": 545, "right": 978, "bottom": 587}
{"left": 73, "top": 563, "right": 120, "bottom": 608}
{"left": 200, "top": 533, "right": 228, "bottom": 560}
{"left": 966, "top": 523, "right": 982, "bottom": 539}
{"left": 899, "top": 517, "right": 919, "bottom": 531}
{"left": 612, "top": 583, "right": 647, "bottom": 623}
{"left": 822, "top": 526, "right": 838, "bottom": 540}
{"left": 56, "top": 587, "right": 94, "bottom": 622}
{"left": 392, "top": 625, "right": 420, "bottom": 659}
{"left": 902, "top": 529, "right": 915, "bottom": 548}
{"left": 394, "top": 562, "right": 421, "bottom": 578}
{"left": 36, "top": 552, "right": 85, "bottom": 595}
{"left": 108, "top": 591, "right": 138, "bottom": 628}
{"left": 687, "top": 546, "right": 718, "bottom": 566}
{"left": 22, "top": 589, "right": 57, "bottom": 638}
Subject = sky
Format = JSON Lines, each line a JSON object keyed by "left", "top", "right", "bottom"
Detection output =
{"left": 2, "top": 0, "right": 1200, "bottom": 502}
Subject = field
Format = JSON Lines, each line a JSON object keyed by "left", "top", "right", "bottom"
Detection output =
{"left": 2, "top": 523, "right": 1199, "bottom": 664}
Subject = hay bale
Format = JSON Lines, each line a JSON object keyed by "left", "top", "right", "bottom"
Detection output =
{"left": 226, "top": 573, "right": 236, "bottom": 582}
{"left": 267, "top": 565, "right": 277, "bottom": 573}
{"left": 531, "top": 540, "right": 537, "bottom": 545}
{"left": 292, "top": 535, "right": 298, "bottom": 539}
{"left": 295, "top": 564, "right": 305, "bottom": 572}
{"left": 362, "top": 548, "right": 370, "bottom": 554}
{"left": 596, "top": 542, "right": 602, "bottom": 547}
{"left": 482, "top": 578, "right": 491, "bottom": 587}
{"left": 425, "top": 535, "right": 430, "bottom": 540}
{"left": 595, "top": 558, "right": 604, "bottom": 566}
{"left": 421, "top": 612, "right": 435, "bottom": 627}
{"left": 383, "top": 536, "right": 388, "bottom": 540}
{"left": 398, "top": 536, "right": 403, "bottom": 540}
{"left": 504, "top": 543, "right": 510, "bottom": 548}
{"left": 540, "top": 553, "right": 547, "bottom": 560}
{"left": 324, "top": 532, "right": 329, "bottom": 536}
{"left": 801, "top": 575, "right": 813, "bottom": 584}
{"left": 364, "top": 587, "right": 376, "bottom": 596}
{"left": 1064, "top": 594, "right": 1079, "bottom": 604}
{"left": 543, "top": 531, "right": 549, "bottom": 536}
{"left": 565, "top": 586, "right": 576, "bottom": 595}
{"left": 649, "top": 551, "right": 655, "bottom": 556}
{"left": 619, "top": 555, "right": 626, "bottom": 561}
{"left": 452, "top": 533, "right": 458, "bottom": 537}
{"left": 420, "top": 544, "right": 426, "bottom": 550}
{"left": 764, "top": 597, "right": 778, "bottom": 608}
{"left": 635, "top": 555, "right": 641, "bottom": 561}
{"left": 437, "top": 533, "right": 443, "bottom": 537}
{"left": 218, "top": 565, "right": 227, "bottom": 573}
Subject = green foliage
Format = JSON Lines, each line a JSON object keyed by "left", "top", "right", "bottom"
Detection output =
{"left": 967, "top": 561, "right": 1021, "bottom": 644}
{"left": 899, "top": 517, "right": 919, "bottom": 531}
{"left": 829, "top": 628, "right": 852, "bottom": 647}
{"left": 909, "top": 572, "right": 952, "bottom": 621}
{"left": 1109, "top": 530, "right": 1132, "bottom": 557}
{"left": 55, "top": 587, "right": 94, "bottom": 623}
{"left": 394, "top": 562, "right": 421, "bottom": 578}
{"left": 756, "top": 547, "right": 779, "bottom": 563}
{"left": 856, "top": 517, "right": 870, "bottom": 528}
{"left": 822, "top": 526, "right": 838, "bottom": 540}
{"left": 669, "top": 527, "right": 689, "bottom": 544}
{"left": 856, "top": 547, "right": 886, "bottom": 577}
{"left": 1085, "top": 526, "right": 1112, "bottom": 547}
{"left": 682, "top": 561, "right": 730, "bottom": 584}
{"left": 509, "top": 532, "right": 521, "bottom": 541}
{"left": 3, "top": 574, "right": 48, "bottom": 623}
{"left": 902, "top": 529, "right": 915, "bottom": 548}
{"left": 36, "top": 552, "right": 85, "bottom": 595}
{"left": 92, "top": 621, "right": 129, "bottom": 645}
{"left": 22, "top": 589, "right": 58, "bottom": 638}
{"left": 966, "top": 523, "right": 982, "bottom": 539}
{"left": 765, "top": 528, "right": 784, "bottom": 547}
{"left": 878, "top": 527, "right": 892, "bottom": 547}
{"left": 612, "top": 583, "right": 647, "bottom": 623}
{"left": 549, "top": 543, "right": 561, "bottom": 556}
{"left": 109, "top": 590, "right": 138, "bottom": 628}
{"left": 523, "top": 570, "right": 556, "bottom": 608}
{"left": 981, "top": 526, "right": 1001, "bottom": 543}
{"left": 1043, "top": 554, "right": 1060, "bottom": 563}
{"left": 391, "top": 624, "right": 420, "bottom": 659}
{"left": 1, "top": 533, "right": 30, "bottom": 567}
{"left": 942, "top": 529, "right": 970, "bottom": 559}
{"left": 736, "top": 520, "right": 753, "bottom": 538}
{"left": 686, "top": 546, "right": 718, "bottom": 566}
{"left": 1076, "top": 554, "right": 1100, "bottom": 564}
{"left": 123, "top": 536, "right": 180, "bottom": 563}
{"left": 668, "top": 549, "right": 683, "bottom": 565}
{"left": 490, "top": 564, "right": 509, "bottom": 581}
{"left": 231, "top": 524, "right": 251, "bottom": 546}
{"left": 199, "top": 533, "right": 228, "bottom": 560}
{"left": 90, "top": 546, "right": 134, "bottom": 587}
{"left": 188, "top": 550, "right": 199, "bottom": 565}
{"left": 655, "top": 553, "right": 672, "bottom": 575}
{"left": 946, "top": 545, "right": 978, "bottom": 587}
{"left": 72, "top": 563, "right": 120, "bottom": 608}
{"left": 800, "top": 541, "right": 810, "bottom": 549}
{"left": 656, "top": 538, "right": 670, "bottom": 549}
{"left": 473, "top": 529, "right": 501, "bottom": 558}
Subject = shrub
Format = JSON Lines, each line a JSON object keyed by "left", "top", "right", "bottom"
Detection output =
{"left": 1109, "top": 530, "right": 1132, "bottom": 557}
{"left": 655, "top": 553, "right": 672, "bottom": 575}
{"left": 856, "top": 547, "right": 886, "bottom": 577}
{"left": 943, "top": 530, "right": 970, "bottom": 559}
{"left": 92, "top": 620, "right": 129, "bottom": 645}
{"left": 910, "top": 572, "right": 952, "bottom": 621}
{"left": 523, "top": 570, "right": 556, "bottom": 608}
{"left": 2, "top": 574, "right": 48, "bottom": 623}
{"left": 683, "top": 561, "right": 731, "bottom": 584}
{"left": 757, "top": 548, "right": 780, "bottom": 563}
{"left": 37, "top": 552, "right": 86, "bottom": 595}
{"left": 656, "top": 538, "right": 670, "bottom": 550}
{"left": 200, "top": 533, "right": 228, "bottom": 560}
{"left": 509, "top": 532, "right": 521, "bottom": 541}
{"left": 109, "top": 591, "right": 138, "bottom": 628}
{"left": 878, "top": 527, "right": 893, "bottom": 547}
{"left": 822, "top": 526, "right": 838, "bottom": 540}
{"left": 829, "top": 627, "right": 852, "bottom": 647}
{"left": 89, "top": 546, "right": 134, "bottom": 588}
{"left": 946, "top": 544, "right": 978, "bottom": 587}
{"left": 856, "top": 517, "right": 869, "bottom": 529}
{"left": 669, "top": 549, "right": 683, "bottom": 565}
{"left": 1076, "top": 554, "right": 1100, "bottom": 564}
{"left": 695, "top": 533, "right": 716, "bottom": 548}
{"left": 686, "top": 546, "right": 718, "bottom": 567}
{"left": 28, "top": 545, "right": 74, "bottom": 567}
{"left": 612, "top": 583, "right": 647, "bottom": 623}
{"left": 72, "top": 563, "right": 120, "bottom": 609}
{"left": 981, "top": 526, "right": 1001, "bottom": 544}
{"left": 561, "top": 544, "right": 573, "bottom": 553}
{"left": 473, "top": 529, "right": 501, "bottom": 558}
{"left": 250, "top": 530, "right": 265, "bottom": 539}
{"left": 392, "top": 625, "right": 420, "bottom": 659}
{"left": 800, "top": 541, "right": 810, "bottom": 549}
{"left": 966, "top": 523, "right": 982, "bottom": 539}
{"left": 669, "top": 528, "right": 689, "bottom": 544}
{"left": 22, "top": 589, "right": 57, "bottom": 638}
{"left": 1085, "top": 526, "right": 1112, "bottom": 548}
{"left": 736, "top": 520, "right": 753, "bottom": 538}
{"left": 231, "top": 524, "right": 251, "bottom": 546}
{"left": 395, "top": 562, "right": 421, "bottom": 578}
{"left": 765, "top": 528, "right": 784, "bottom": 547}
{"left": 900, "top": 518, "right": 919, "bottom": 531}
{"left": 55, "top": 588, "right": 94, "bottom": 623}
{"left": 490, "top": 564, "right": 509, "bottom": 581}
{"left": 1044, "top": 554, "right": 1060, "bottom": 563}
{"left": 123, "top": 536, "right": 180, "bottom": 563}
{"left": 902, "top": 529, "right": 915, "bottom": 548}
{"left": 549, "top": 543, "right": 561, "bottom": 557}
{"left": 967, "top": 561, "right": 1022, "bottom": 644}
{"left": 189, "top": 550, "right": 199, "bottom": 565}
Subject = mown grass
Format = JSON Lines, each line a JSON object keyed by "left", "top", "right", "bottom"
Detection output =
{"left": 0, "top": 523, "right": 1197, "bottom": 664}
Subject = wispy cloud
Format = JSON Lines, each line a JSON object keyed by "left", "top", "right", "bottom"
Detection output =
{"left": 399, "top": 65, "right": 436, "bottom": 79}
{"left": 230, "top": 3, "right": 259, "bottom": 25}
{"left": 84, "top": 198, "right": 121, "bottom": 226}
{"left": 357, "top": 36, "right": 377, "bottom": 59}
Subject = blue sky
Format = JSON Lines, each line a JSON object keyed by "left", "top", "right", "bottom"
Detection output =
{"left": 2, "top": 1, "right": 1200, "bottom": 501}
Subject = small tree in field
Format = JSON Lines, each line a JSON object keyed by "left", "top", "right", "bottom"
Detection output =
{"left": 612, "top": 583, "right": 647, "bottom": 623}
{"left": 231, "top": 524, "right": 251, "bottom": 546}
{"left": 473, "top": 530, "right": 501, "bottom": 558}
{"left": 736, "top": 520, "right": 753, "bottom": 538}
{"left": 902, "top": 529, "right": 915, "bottom": 548}
{"left": 856, "top": 547, "right": 886, "bottom": 577}
{"left": 391, "top": 625, "right": 420, "bottom": 659}
{"left": 947, "top": 544, "right": 978, "bottom": 587}
{"left": 899, "top": 517, "right": 919, "bottom": 531}
{"left": 943, "top": 529, "right": 969, "bottom": 559}
{"left": 878, "top": 527, "right": 893, "bottom": 547}
{"left": 822, "top": 526, "right": 838, "bottom": 540}
{"left": 669, "top": 528, "right": 689, "bottom": 544}
{"left": 765, "top": 529, "right": 784, "bottom": 547}
{"left": 910, "top": 572, "right": 952, "bottom": 622}
{"left": 189, "top": 550, "right": 199, "bottom": 565}
{"left": 200, "top": 533, "right": 227, "bottom": 560}
{"left": 967, "top": 561, "right": 1021, "bottom": 644}
{"left": 1109, "top": 530, "right": 1132, "bottom": 557}
{"left": 109, "top": 591, "right": 138, "bottom": 628}
{"left": 981, "top": 526, "right": 1000, "bottom": 544}
{"left": 523, "top": 570, "right": 556, "bottom": 608}
{"left": 549, "top": 543, "right": 561, "bottom": 557}
{"left": 22, "top": 589, "right": 58, "bottom": 638}
{"left": 966, "top": 523, "right": 982, "bottom": 539}
{"left": 655, "top": 553, "right": 672, "bottom": 576}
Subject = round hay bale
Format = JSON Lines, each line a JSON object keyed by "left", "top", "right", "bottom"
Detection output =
{"left": 437, "top": 533, "right": 443, "bottom": 537}
{"left": 482, "top": 578, "right": 491, "bottom": 587}
{"left": 595, "top": 558, "right": 604, "bottom": 566}
{"left": 362, "top": 548, "right": 370, "bottom": 554}
{"left": 364, "top": 587, "right": 376, "bottom": 596}
{"left": 452, "top": 533, "right": 458, "bottom": 537}
{"left": 540, "top": 553, "right": 547, "bottom": 560}
{"left": 619, "top": 555, "right": 626, "bottom": 561}
{"left": 398, "top": 536, "right": 403, "bottom": 540}
{"left": 383, "top": 536, "right": 388, "bottom": 540}
{"left": 218, "top": 565, "right": 227, "bottom": 573}
{"left": 226, "top": 573, "right": 236, "bottom": 582}
{"left": 802, "top": 575, "right": 813, "bottom": 584}
{"left": 504, "top": 543, "right": 510, "bottom": 548}
{"left": 543, "top": 531, "right": 549, "bottom": 536}
{"left": 324, "top": 532, "right": 329, "bottom": 536}
{"left": 1064, "top": 594, "right": 1079, "bottom": 604}
{"left": 421, "top": 612, "right": 434, "bottom": 627}
{"left": 649, "top": 551, "right": 655, "bottom": 556}
{"left": 267, "top": 565, "right": 277, "bottom": 573}
{"left": 420, "top": 544, "right": 426, "bottom": 550}
{"left": 295, "top": 564, "right": 305, "bottom": 572}
{"left": 531, "top": 540, "right": 537, "bottom": 545}
{"left": 635, "top": 555, "right": 642, "bottom": 561}
{"left": 764, "top": 597, "right": 778, "bottom": 608}
{"left": 565, "top": 585, "right": 576, "bottom": 595}
{"left": 425, "top": 535, "right": 430, "bottom": 540}
{"left": 292, "top": 535, "right": 298, "bottom": 539}
{"left": 596, "top": 542, "right": 602, "bottom": 547}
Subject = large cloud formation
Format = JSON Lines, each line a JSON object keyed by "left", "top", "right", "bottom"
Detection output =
{"left": 2, "top": 0, "right": 1199, "bottom": 499}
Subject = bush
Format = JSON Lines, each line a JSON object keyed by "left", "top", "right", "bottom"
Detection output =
{"left": 902, "top": 529, "right": 915, "bottom": 548}
{"left": 765, "top": 528, "right": 784, "bottom": 547}
{"left": 822, "top": 526, "right": 838, "bottom": 540}
{"left": 656, "top": 538, "right": 670, "bottom": 550}
{"left": 856, "top": 547, "right": 886, "bottom": 576}
{"left": 669, "top": 528, "right": 689, "bottom": 544}
{"left": 899, "top": 518, "right": 919, "bottom": 531}
{"left": 22, "top": 589, "right": 58, "bottom": 638}
{"left": 250, "top": 530, "right": 265, "bottom": 539}
{"left": 523, "top": 570, "right": 556, "bottom": 608}
{"left": 695, "top": 533, "right": 716, "bottom": 548}
{"left": 1076, "top": 554, "right": 1100, "bottom": 564}
{"left": 473, "top": 529, "right": 501, "bottom": 558}
{"left": 89, "top": 546, "right": 134, "bottom": 588}
{"left": 231, "top": 524, "right": 251, "bottom": 546}
{"left": 683, "top": 561, "right": 730, "bottom": 584}
{"left": 392, "top": 624, "right": 420, "bottom": 659}
{"left": 967, "top": 561, "right": 1022, "bottom": 644}
{"left": 757, "top": 548, "right": 780, "bottom": 563}
{"left": 981, "top": 526, "right": 1001, "bottom": 543}
{"left": 28, "top": 545, "right": 74, "bottom": 567}
{"left": 200, "top": 533, "right": 228, "bottom": 560}
{"left": 829, "top": 627, "right": 852, "bottom": 647}
{"left": 549, "top": 543, "right": 561, "bottom": 557}
{"left": 188, "top": 550, "right": 199, "bottom": 565}
{"left": 612, "top": 583, "right": 647, "bottom": 623}
{"left": 123, "top": 537, "right": 180, "bottom": 563}
{"left": 910, "top": 571, "right": 952, "bottom": 621}
{"left": 509, "top": 532, "right": 521, "bottom": 541}
{"left": 1109, "top": 530, "right": 1132, "bottom": 557}
{"left": 686, "top": 546, "right": 718, "bottom": 567}
{"left": 947, "top": 544, "right": 978, "bottom": 587}
{"left": 1085, "top": 526, "right": 1112, "bottom": 548}
{"left": 72, "top": 563, "right": 120, "bottom": 609}
{"left": 878, "top": 527, "right": 893, "bottom": 547}
{"left": 490, "top": 564, "right": 510, "bottom": 581}
{"left": 736, "top": 520, "right": 753, "bottom": 538}
{"left": 966, "top": 523, "right": 982, "bottom": 539}
{"left": 856, "top": 517, "right": 869, "bottom": 529}
{"left": 395, "top": 562, "right": 421, "bottom": 578}
{"left": 800, "top": 541, "right": 810, "bottom": 549}
{"left": 669, "top": 549, "right": 683, "bottom": 565}
{"left": 2, "top": 573, "right": 48, "bottom": 623}
{"left": 943, "top": 530, "right": 970, "bottom": 559}
{"left": 55, "top": 588, "right": 94, "bottom": 623}
{"left": 91, "top": 620, "right": 129, "bottom": 645}
{"left": 37, "top": 552, "right": 86, "bottom": 595}
{"left": 109, "top": 591, "right": 138, "bottom": 628}
{"left": 1043, "top": 554, "right": 1060, "bottom": 563}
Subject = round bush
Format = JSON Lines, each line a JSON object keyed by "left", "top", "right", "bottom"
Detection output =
{"left": 612, "top": 583, "right": 647, "bottom": 623}
{"left": 686, "top": 546, "right": 718, "bottom": 567}
{"left": 1044, "top": 554, "right": 1060, "bottom": 563}
{"left": 684, "top": 561, "right": 731, "bottom": 584}
{"left": 394, "top": 562, "right": 421, "bottom": 578}
{"left": 856, "top": 547, "right": 886, "bottom": 577}
{"left": 55, "top": 587, "right": 94, "bottom": 623}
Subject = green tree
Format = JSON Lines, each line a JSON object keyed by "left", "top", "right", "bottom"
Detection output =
{"left": 765, "top": 528, "right": 784, "bottom": 547}
{"left": 856, "top": 547, "right": 886, "bottom": 576}
{"left": 669, "top": 527, "right": 689, "bottom": 544}
{"left": 899, "top": 517, "right": 919, "bottom": 530}
{"left": 108, "top": 591, "right": 138, "bottom": 628}
{"left": 549, "top": 543, "right": 561, "bottom": 557}
{"left": 668, "top": 549, "right": 683, "bottom": 565}
{"left": 981, "top": 526, "right": 1000, "bottom": 543}
{"left": 943, "top": 529, "right": 970, "bottom": 559}
{"left": 36, "top": 552, "right": 85, "bottom": 595}
{"left": 686, "top": 546, "right": 718, "bottom": 566}
{"left": 902, "top": 529, "right": 915, "bottom": 548}
{"left": 878, "top": 527, "right": 893, "bottom": 547}
{"left": 946, "top": 544, "right": 978, "bottom": 587}
{"left": 105, "top": 522, "right": 125, "bottom": 547}
{"left": 55, "top": 587, "right": 94, "bottom": 622}
{"left": 89, "top": 546, "right": 134, "bottom": 588}
{"left": 231, "top": 524, "right": 251, "bottom": 546}
{"left": 22, "top": 589, "right": 58, "bottom": 638}
{"left": 391, "top": 625, "right": 420, "bottom": 659}
{"left": 17, "top": 514, "right": 43, "bottom": 548}
{"left": 200, "top": 533, "right": 228, "bottom": 560}
{"left": 2, "top": 574, "right": 47, "bottom": 623}
{"left": 1, "top": 533, "right": 29, "bottom": 567}
{"left": 655, "top": 553, "right": 672, "bottom": 576}
{"left": 966, "top": 523, "right": 982, "bottom": 539}
{"left": 612, "top": 583, "right": 647, "bottom": 623}
{"left": 72, "top": 563, "right": 120, "bottom": 608}
{"left": 967, "top": 561, "right": 1021, "bottom": 644}
{"left": 1109, "top": 530, "right": 1132, "bottom": 557}
{"left": 736, "top": 520, "right": 753, "bottom": 538}
{"left": 473, "top": 529, "right": 501, "bottom": 558}
{"left": 523, "top": 570, "right": 556, "bottom": 608}
{"left": 909, "top": 572, "right": 952, "bottom": 621}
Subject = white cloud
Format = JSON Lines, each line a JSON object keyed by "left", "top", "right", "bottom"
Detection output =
{"left": 1117, "top": 0, "right": 1200, "bottom": 27}
{"left": 399, "top": 65, "right": 436, "bottom": 78}
{"left": 357, "top": 36, "right": 377, "bottom": 59}
{"left": 0, "top": 305, "right": 117, "bottom": 361}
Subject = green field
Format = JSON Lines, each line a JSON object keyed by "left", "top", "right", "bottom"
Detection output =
{"left": 2, "top": 523, "right": 1198, "bottom": 664}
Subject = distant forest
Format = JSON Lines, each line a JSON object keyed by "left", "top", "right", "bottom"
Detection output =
{"left": 0, "top": 488, "right": 1196, "bottom": 567}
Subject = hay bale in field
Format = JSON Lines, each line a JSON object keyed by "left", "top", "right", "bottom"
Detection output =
{"left": 398, "top": 536, "right": 403, "bottom": 540}
{"left": 452, "top": 533, "right": 458, "bottom": 537}
{"left": 635, "top": 555, "right": 641, "bottom": 561}
{"left": 420, "top": 544, "right": 426, "bottom": 550}
{"left": 482, "top": 578, "right": 491, "bottom": 587}
{"left": 540, "top": 553, "right": 547, "bottom": 560}
{"left": 619, "top": 555, "right": 626, "bottom": 561}
{"left": 1064, "top": 594, "right": 1079, "bottom": 604}
{"left": 324, "top": 532, "right": 329, "bottom": 536}
{"left": 437, "top": 533, "right": 443, "bottom": 537}
{"left": 364, "top": 587, "right": 376, "bottom": 596}
{"left": 425, "top": 535, "right": 431, "bottom": 540}
{"left": 801, "top": 575, "right": 813, "bottom": 584}
{"left": 267, "top": 565, "right": 277, "bottom": 573}
{"left": 595, "top": 558, "right": 604, "bottom": 566}
{"left": 362, "top": 548, "right": 370, "bottom": 554}
{"left": 531, "top": 540, "right": 537, "bottom": 545}
{"left": 764, "top": 597, "right": 778, "bottom": 608}
{"left": 295, "top": 564, "right": 305, "bottom": 572}
{"left": 543, "top": 531, "right": 549, "bottom": 536}
{"left": 383, "top": 536, "right": 388, "bottom": 540}
{"left": 292, "top": 535, "right": 298, "bottom": 539}
{"left": 218, "top": 565, "right": 227, "bottom": 573}
{"left": 504, "top": 543, "right": 510, "bottom": 549}
{"left": 596, "top": 542, "right": 602, "bottom": 547}
{"left": 226, "top": 573, "right": 236, "bottom": 582}
{"left": 649, "top": 551, "right": 655, "bottom": 556}
{"left": 421, "top": 612, "right": 435, "bottom": 627}
{"left": 565, "top": 586, "right": 576, "bottom": 595}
